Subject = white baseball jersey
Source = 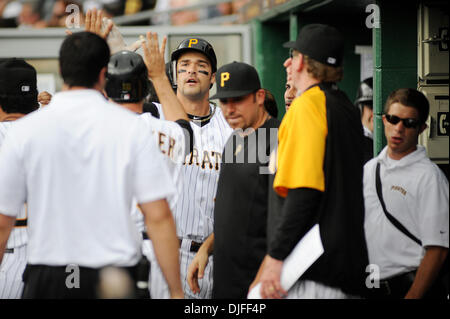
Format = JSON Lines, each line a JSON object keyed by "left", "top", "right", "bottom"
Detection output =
{"left": 157, "top": 103, "right": 233, "bottom": 241}
{"left": 130, "top": 112, "right": 186, "bottom": 233}
{"left": 155, "top": 103, "right": 233, "bottom": 299}
{"left": 133, "top": 111, "right": 188, "bottom": 299}
{"left": 0, "top": 121, "right": 28, "bottom": 299}
{"left": 0, "top": 122, "right": 28, "bottom": 249}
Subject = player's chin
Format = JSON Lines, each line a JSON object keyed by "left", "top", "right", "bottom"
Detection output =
{"left": 226, "top": 118, "right": 243, "bottom": 129}
{"left": 182, "top": 88, "right": 204, "bottom": 99}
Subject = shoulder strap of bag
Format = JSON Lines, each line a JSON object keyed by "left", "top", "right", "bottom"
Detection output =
{"left": 375, "top": 162, "right": 422, "bottom": 246}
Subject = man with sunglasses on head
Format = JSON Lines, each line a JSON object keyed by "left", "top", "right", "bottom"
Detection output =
{"left": 363, "top": 88, "right": 448, "bottom": 299}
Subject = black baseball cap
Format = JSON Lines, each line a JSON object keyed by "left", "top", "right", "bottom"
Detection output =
{"left": 210, "top": 62, "right": 261, "bottom": 100}
{"left": 284, "top": 24, "right": 344, "bottom": 67}
{"left": 0, "top": 58, "right": 38, "bottom": 98}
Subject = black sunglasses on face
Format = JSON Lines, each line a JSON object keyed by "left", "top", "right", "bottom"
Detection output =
{"left": 385, "top": 114, "right": 421, "bottom": 128}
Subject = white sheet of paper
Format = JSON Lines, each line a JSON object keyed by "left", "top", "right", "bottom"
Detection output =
{"left": 36, "top": 73, "right": 56, "bottom": 95}
{"left": 247, "top": 224, "right": 324, "bottom": 299}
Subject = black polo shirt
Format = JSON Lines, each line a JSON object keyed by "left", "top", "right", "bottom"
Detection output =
{"left": 213, "top": 117, "right": 280, "bottom": 299}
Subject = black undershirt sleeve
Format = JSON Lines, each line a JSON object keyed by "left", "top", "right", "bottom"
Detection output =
{"left": 175, "top": 119, "right": 194, "bottom": 155}
{"left": 142, "top": 102, "right": 160, "bottom": 118}
{"left": 268, "top": 187, "right": 322, "bottom": 260}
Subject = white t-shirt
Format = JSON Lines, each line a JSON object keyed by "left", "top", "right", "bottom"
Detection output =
{"left": 156, "top": 103, "right": 233, "bottom": 242}
{"left": 363, "top": 145, "right": 449, "bottom": 279}
{"left": 0, "top": 89, "right": 175, "bottom": 268}
{"left": 0, "top": 122, "right": 27, "bottom": 249}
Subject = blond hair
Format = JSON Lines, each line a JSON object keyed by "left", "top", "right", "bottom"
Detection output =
{"left": 304, "top": 55, "right": 343, "bottom": 82}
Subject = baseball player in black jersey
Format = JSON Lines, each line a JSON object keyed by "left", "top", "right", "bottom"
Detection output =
{"left": 186, "top": 62, "right": 280, "bottom": 298}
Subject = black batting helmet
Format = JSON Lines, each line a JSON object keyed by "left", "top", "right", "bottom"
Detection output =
{"left": 355, "top": 77, "right": 373, "bottom": 109}
{"left": 0, "top": 58, "right": 39, "bottom": 114}
{"left": 105, "top": 51, "right": 149, "bottom": 103}
{"left": 165, "top": 61, "right": 176, "bottom": 91}
{"left": 171, "top": 37, "right": 217, "bottom": 73}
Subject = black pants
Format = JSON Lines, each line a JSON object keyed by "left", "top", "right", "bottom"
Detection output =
{"left": 367, "top": 271, "right": 448, "bottom": 299}
{"left": 22, "top": 264, "right": 138, "bottom": 299}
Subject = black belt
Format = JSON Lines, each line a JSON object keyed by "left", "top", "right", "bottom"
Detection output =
{"left": 141, "top": 232, "right": 202, "bottom": 253}
{"left": 372, "top": 271, "right": 416, "bottom": 298}
{"left": 4, "top": 248, "right": 14, "bottom": 253}
{"left": 182, "top": 239, "right": 202, "bottom": 253}
{"left": 15, "top": 219, "right": 27, "bottom": 227}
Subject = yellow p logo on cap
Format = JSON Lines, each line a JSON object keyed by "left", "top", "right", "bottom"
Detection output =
{"left": 221, "top": 72, "right": 230, "bottom": 87}
{"left": 188, "top": 39, "right": 198, "bottom": 47}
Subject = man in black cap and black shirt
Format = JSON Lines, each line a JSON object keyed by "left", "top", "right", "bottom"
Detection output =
{"left": 258, "top": 24, "right": 369, "bottom": 299}
{"left": 186, "top": 62, "right": 280, "bottom": 298}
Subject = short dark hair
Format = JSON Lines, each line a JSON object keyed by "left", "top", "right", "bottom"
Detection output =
{"left": 263, "top": 89, "right": 278, "bottom": 118}
{"left": 0, "top": 95, "right": 39, "bottom": 115}
{"left": 385, "top": 88, "right": 430, "bottom": 124}
{"left": 59, "top": 32, "right": 110, "bottom": 88}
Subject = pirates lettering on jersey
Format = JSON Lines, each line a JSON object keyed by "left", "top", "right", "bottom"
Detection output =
{"left": 184, "top": 147, "right": 221, "bottom": 171}
{"left": 150, "top": 128, "right": 178, "bottom": 161}
{"left": 158, "top": 131, "right": 177, "bottom": 160}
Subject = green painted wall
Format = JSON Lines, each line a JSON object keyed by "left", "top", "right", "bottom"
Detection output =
{"left": 373, "top": 0, "right": 418, "bottom": 155}
{"left": 252, "top": 19, "right": 290, "bottom": 120}
{"left": 251, "top": 0, "right": 419, "bottom": 135}
{"left": 252, "top": 9, "right": 371, "bottom": 121}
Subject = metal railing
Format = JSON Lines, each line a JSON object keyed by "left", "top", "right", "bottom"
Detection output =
{"left": 112, "top": 0, "right": 234, "bottom": 26}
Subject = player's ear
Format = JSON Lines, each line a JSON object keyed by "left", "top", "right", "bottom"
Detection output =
{"left": 256, "top": 89, "right": 265, "bottom": 105}
{"left": 382, "top": 114, "right": 387, "bottom": 125}
{"left": 97, "top": 67, "right": 107, "bottom": 90}
{"left": 418, "top": 122, "right": 427, "bottom": 135}
{"left": 297, "top": 53, "right": 305, "bottom": 73}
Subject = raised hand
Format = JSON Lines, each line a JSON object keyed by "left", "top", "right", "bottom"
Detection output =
{"left": 141, "top": 32, "right": 168, "bottom": 81}
{"left": 84, "top": 8, "right": 113, "bottom": 39}
{"left": 65, "top": 8, "right": 113, "bottom": 39}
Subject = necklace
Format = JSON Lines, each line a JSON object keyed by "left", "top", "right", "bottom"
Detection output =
{"left": 188, "top": 105, "right": 217, "bottom": 123}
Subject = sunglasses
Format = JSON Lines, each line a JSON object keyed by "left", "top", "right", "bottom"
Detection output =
{"left": 385, "top": 114, "right": 421, "bottom": 128}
